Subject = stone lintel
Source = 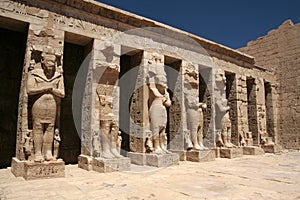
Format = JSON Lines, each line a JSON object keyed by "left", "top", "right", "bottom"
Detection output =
{"left": 186, "top": 150, "right": 216, "bottom": 162}
{"left": 128, "top": 152, "right": 179, "bottom": 168}
{"left": 243, "top": 146, "right": 265, "bottom": 155}
{"left": 219, "top": 148, "right": 243, "bottom": 159}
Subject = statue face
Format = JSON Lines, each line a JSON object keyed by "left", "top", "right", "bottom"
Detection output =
{"left": 215, "top": 70, "right": 226, "bottom": 84}
{"left": 43, "top": 59, "right": 55, "bottom": 72}
{"left": 155, "top": 75, "right": 167, "bottom": 88}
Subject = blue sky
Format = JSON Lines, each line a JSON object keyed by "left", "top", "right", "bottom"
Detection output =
{"left": 96, "top": 0, "right": 299, "bottom": 49}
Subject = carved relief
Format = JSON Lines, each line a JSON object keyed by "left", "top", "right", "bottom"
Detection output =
{"left": 27, "top": 49, "right": 65, "bottom": 162}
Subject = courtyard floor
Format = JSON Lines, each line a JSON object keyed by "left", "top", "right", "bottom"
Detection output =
{"left": 0, "top": 151, "right": 300, "bottom": 200}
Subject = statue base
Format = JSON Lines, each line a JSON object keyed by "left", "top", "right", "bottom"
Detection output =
{"left": 127, "top": 152, "right": 179, "bottom": 168}
{"left": 170, "top": 150, "right": 186, "bottom": 161}
{"left": 262, "top": 144, "right": 282, "bottom": 153}
{"left": 11, "top": 157, "right": 65, "bottom": 180}
{"left": 219, "top": 148, "right": 243, "bottom": 159}
{"left": 243, "top": 146, "right": 264, "bottom": 155}
{"left": 186, "top": 150, "right": 215, "bottom": 162}
{"left": 78, "top": 155, "right": 130, "bottom": 173}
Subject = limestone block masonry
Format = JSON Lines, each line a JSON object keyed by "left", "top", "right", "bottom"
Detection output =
{"left": 0, "top": 0, "right": 295, "bottom": 179}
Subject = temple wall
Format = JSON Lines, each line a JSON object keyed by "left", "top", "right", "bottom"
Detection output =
{"left": 0, "top": 0, "right": 281, "bottom": 167}
{"left": 240, "top": 20, "right": 300, "bottom": 149}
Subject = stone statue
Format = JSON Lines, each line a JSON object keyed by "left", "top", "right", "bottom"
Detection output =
{"left": 23, "top": 130, "right": 33, "bottom": 160}
{"left": 100, "top": 120, "right": 123, "bottom": 158}
{"left": 219, "top": 110, "right": 236, "bottom": 148}
{"left": 96, "top": 85, "right": 123, "bottom": 159}
{"left": 53, "top": 129, "right": 61, "bottom": 160}
{"left": 214, "top": 69, "right": 235, "bottom": 148}
{"left": 148, "top": 68, "right": 172, "bottom": 154}
{"left": 27, "top": 53, "right": 65, "bottom": 162}
{"left": 92, "top": 130, "right": 101, "bottom": 157}
{"left": 183, "top": 64, "right": 208, "bottom": 150}
{"left": 185, "top": 97, "right": 208, "bottom": 150}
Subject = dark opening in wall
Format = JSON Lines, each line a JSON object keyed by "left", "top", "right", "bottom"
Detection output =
{"left": 120, "top": 46, "right": 143, "bottom": 154}
{"left": 0, "top": 20, "right": 28, "bottom": 168}
{"left": 264, "top": 82, "right": 275, "bottom": 140}
{"left": 247, "top": 78, "right": 259, "bottom": 145}
{"left": 164, "top": 56, "right": 181, "bottom": 147}
{"left": 225, "top": 72, "right": 238, "bottom": 145}
{"left": 61, "top": 33, "right": 93, "bottom": 164}
{"left": 199, "top": 67, "right": 212, "bottom": 145}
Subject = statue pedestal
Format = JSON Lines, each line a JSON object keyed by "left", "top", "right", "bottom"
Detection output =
{"left": 262, "top": 144, "right": 282, "bottom": 153}
{"left": 219, "top": 148, "right": 243, "bottom": 159}
{"left": 127, "top": 152, "right": 179, "bottom": 168}
{"left": 170, "top": 150, "right": 186, "bottom": 161}
{"left": 243, "top": 146, "right": 264, "bottom": 155}
{"left": 78, "top": 155, "right": 130, "bottom": 173}
{"left": 11, "top": 157, "right": 65, "bottom": 180}
{"left": 186, "top": 150, "right": 215, "bottom": 162}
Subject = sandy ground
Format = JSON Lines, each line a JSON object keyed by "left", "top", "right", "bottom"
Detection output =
{"left": 0, "top": 151, "right": 300, "bottom": 200}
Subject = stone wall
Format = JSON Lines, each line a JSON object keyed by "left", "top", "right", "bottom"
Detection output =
{"left": 239, "top": 20, "right": 300, "bottom": 149}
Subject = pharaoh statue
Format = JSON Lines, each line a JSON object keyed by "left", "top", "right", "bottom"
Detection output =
{"left": 214, "top": 69, "right": 235, "bottom": 148}
{"left": 96, "top": 85, "right": 123, "bottom": 159}
{"left": 27, "top": 52, "right": 65, "bottom": 162}
{"left": 147, "top": 66, "right": 172, "bottom": 154}
{"left": 183, "top": 65, "right": 208, "bottom": 150}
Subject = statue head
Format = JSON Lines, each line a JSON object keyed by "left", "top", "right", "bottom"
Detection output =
{"left": 41, "top": 54, "right": 56, "bottom": 78}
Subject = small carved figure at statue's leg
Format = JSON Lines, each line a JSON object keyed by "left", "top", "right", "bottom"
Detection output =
{"left": 109, "top": 122, "right": 123, "bottom": 158}
{"left": 43, "top": 123, "right": 54, "bottom": 161}
{"left": 33, "top": 122, "right": 44, "bottom": 162}
{"left": 160, "top": 127, "right": 171, "bottom": 154}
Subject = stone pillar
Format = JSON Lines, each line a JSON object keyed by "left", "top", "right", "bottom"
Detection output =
{"left": 256, "top": 78, "right": 268, "bottom": 142}
{"left": 12, "top": 18, "right": 66, "bottom": 179}
{"left": 128, "top": 51, "right": 179, "bottom": 167}
{"left": 169, "top": 60, "right": 185, "bottom": 159}
{"left": 236, "top": 75, "right": 250, "bottom": 146}
{"left": 129, "top": 51, "right": 157, "bottom": 153}
{"left": 79, "top": 40, "right": 130, "bottom": 172}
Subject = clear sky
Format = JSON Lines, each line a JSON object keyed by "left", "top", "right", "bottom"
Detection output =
{"left": 95, "top": 0, "right": 300, "bottom": 49}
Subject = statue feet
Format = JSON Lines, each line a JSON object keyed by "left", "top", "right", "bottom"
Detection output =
{"left": 110, "top": 148, "right": 123, "bottom": 158}
{"left": 102, "top": 150, "right": 116, "bottom": 159}
{"left": 161, "top": 146, "right": 172, "bottom": 154}
{"left": 34, "top": 154, "right": 44, "bottom": 163}
{"left": 153, "top": 146, "right": 165, "bottom": 154}
{"left": 224, "top": 142, "right": 236, "bottom": 148}
{"left": 199, "top": 143, "right": 208, "bottom": 150}
{"left": 45, "top": 153, "right": 54, "bottom": 161}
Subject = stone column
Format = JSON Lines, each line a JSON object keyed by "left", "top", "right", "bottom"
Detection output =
{"left": 12, "top": 19, "right": 66, "bottom": 179}
{"left": 129, "top": 51, "right": 157, "bottom": 153}
{"left": 169, "top": 60, "right": 185, "bottom": 159}
{"left": 79, "top": 40, "right": 130, "bottom": 172}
